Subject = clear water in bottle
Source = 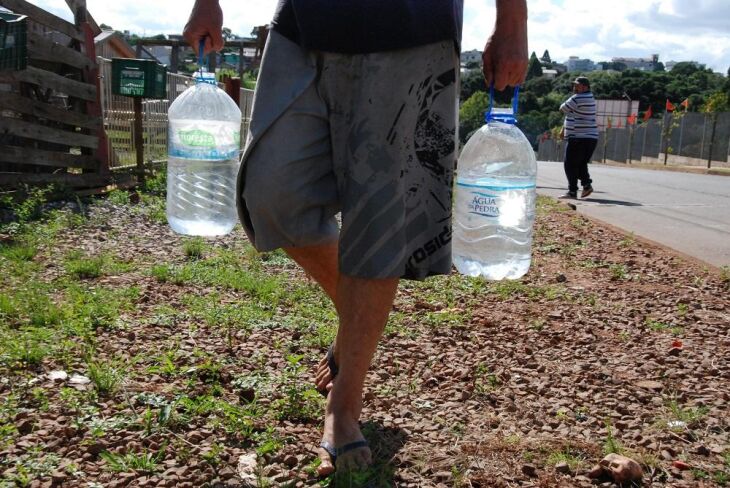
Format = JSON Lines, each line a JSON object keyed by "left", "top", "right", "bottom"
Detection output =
{"left": 453, "top": 117, "right": 537, "bottom": 279}
{"left": 166, "top": 71, "right": 242, "bottom": 236}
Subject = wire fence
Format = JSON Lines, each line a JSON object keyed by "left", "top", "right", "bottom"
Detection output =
{"left": 538, "top": 112, "right": 730, "bottom": 169}
{"left": 98, "top": 57, "right": 255, "bottom": 170}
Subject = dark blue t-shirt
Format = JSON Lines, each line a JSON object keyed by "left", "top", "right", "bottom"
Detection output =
{"left": 271, "top": 0, "right": 463, "bottom": 53}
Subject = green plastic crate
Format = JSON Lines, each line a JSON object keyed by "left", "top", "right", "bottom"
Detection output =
{"left": 0, "top": 12, "right": 27, "bottom": 71}
{"left": 111, "top": 58, "right": 167, "bottom": 99}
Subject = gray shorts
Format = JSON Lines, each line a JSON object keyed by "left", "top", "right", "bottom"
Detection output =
{"left": 237, "top": 31, "right": 459, "bottom": 280}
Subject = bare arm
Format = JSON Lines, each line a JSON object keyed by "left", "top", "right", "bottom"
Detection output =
{"left": 482, "top": 0, "right": 528, "bottom": 90}
{"left": 183, "top": 0, "right": 224, "bottom": 55}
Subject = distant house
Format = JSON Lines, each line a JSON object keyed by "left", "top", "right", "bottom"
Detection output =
{"left": 566, "top": 56, "right": 596, "bottom": 72}
{"left": 541, "top": 68, "right": 558, "bottom": 79}
{"left": 461, "top": 49, "right": 482, "bottom": 67}
{"left": 612, "top": 54, "right": 659, "bottom": 71}
{"left": 95, "top": 30, "right": 135, "bottom": 59}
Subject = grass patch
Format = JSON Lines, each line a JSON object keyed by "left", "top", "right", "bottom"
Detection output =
{"left": 86, "top": 359, "right": 125, "bottom": 397}
{"left": 64, "top": 251, "right": 104, "bottom": 279}
{"left": 100, "top": 447, "right": 164, "bottom": 473}
{"left": 182, "top": 237, "right": 205, "bottom": 259}
{"left": 107, "top": 189, "right": 130, "bottom": 206}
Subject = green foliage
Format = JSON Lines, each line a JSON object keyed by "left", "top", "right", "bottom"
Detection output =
{"left": 527, "top": 52, "right": 543, "bottom": 80}
{"left": 86, "top": 359, "right": 125, "bottom": 396}
{"left": 703, "top": 92, "right": 730, "bottom": 113}
{"left": 459, "top": 91, "right": 489, "bottom": 143}
{"left": 460, "top": 62, "right": 727, "bottom": 147}
{"left": 271, "top": 354, "right": 324, "bottom": 422}
{"left": 183, "top": 238, "right": 205, "bottom": 259}
{"left": 64, "top": 251, "right": 104, "bottom": 280}
{"left": 100, "top": 447, "right": 165, "bottom": 473}
{"left": 107, "top": 190, "right": 130, "bottom": 205}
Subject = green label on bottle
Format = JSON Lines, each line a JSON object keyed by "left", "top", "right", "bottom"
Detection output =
{"left": 178, "top": 129, "right": 216, "bottom": 148}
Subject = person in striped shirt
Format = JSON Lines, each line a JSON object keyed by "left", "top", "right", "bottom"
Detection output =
{"left": 559, "top": 76, "right": 598, "bottom": 199}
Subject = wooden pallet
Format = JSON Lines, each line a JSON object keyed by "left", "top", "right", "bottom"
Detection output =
{"left": 0, "top": 0, "right": 110, "bottom": 189}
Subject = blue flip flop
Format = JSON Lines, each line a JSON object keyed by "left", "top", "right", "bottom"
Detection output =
{"left": 319, "top": 439, "right": 369, "bottom": 466}
{"left": 317, "top": 344, "right": 339, "bottom": 397}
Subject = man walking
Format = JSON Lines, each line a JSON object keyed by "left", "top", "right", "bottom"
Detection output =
{"left": 184, "top": 0, "right": 528, "bottom": 475}
{"left": 560, "top": 76, "right": 598, "bottom": 199}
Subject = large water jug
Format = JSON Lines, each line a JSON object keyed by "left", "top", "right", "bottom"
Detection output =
{"left": 166, "top": 62, "right": 242, "bottom": 236}
{"left": 453, "top": 86, "right": 537, "bottom": 279}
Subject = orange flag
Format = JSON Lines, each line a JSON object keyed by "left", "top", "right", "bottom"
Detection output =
{"left": 642, "top": 106, "right": 653, "bottom": 122}
{"left": 666, "top": 99, "right": 675, "bottom": 111}
{"left": 627, "top": 114, "right": 638, "bottom": 125}
{"left": 616, "top": 119, "right": 622, "bottom": 128}
{"left": 680, "top": 98, "right": 689, "bottom": 110}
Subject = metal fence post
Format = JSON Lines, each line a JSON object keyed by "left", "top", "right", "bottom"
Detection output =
{"left": 707, "top": 114, "right": 717, "bottom": 169}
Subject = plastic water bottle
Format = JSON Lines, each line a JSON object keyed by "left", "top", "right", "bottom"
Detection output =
{"left": 453, "top": 86, "right": 537, "bottom": 279}
{"left": 166, "top": 65, "right": 242, "bottom": 236}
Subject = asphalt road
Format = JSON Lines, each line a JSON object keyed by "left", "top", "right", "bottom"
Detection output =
{"left": 536, "top": 161, "right": 730, "bottom": 269}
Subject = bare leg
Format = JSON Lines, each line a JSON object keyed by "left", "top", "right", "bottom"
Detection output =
{"left": 283, "top": 243, "right": 342, "bottom": 392}
{"left": 283, "top": 244, "right": 398, "bottom": 473}
{"left": 316, "top": 275, "right": 399, "bottom": 474}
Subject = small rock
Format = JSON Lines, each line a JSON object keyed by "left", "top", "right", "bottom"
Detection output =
{"left": 555, "top": 461, "right": 571, "bottom": 474}
{"left": 599, "top": 453, "right": 642, "bottom": 483}
{"left": 667, "top": 347, "right": 682, "bottom": 357}
{"left": 556, "top": 274, "right": 567, "bottom": 283}
{"left": 672, "top": 460, "right": 691, "bottom": 471}
{"left": 636, "top": 380, "right": 663, "bottom": 391}
{"left": 47, "top": 371, "right": 68, "bottom": 382}
{"left": 237, "top": 452, "right": 258, "bottom": 484}
{"left": 50, "top": 470, "right": 66, "bottom": 485}
{"left": 660, "top": 449, "right": 673, "bottom": 461}
{"left": 17, "top": 419, "right": 33, "bottom": 435}
{"left": 283, "top": 455, "right": 298, "bottom": 468}
{"left": 68, "top": 374, "right": 91, "bottom": 385}
{"left": 694, "top": 445, "right": 710, "bottom": 456}
{"left": 521, "top": 464, "right": 537, "bottom": 477}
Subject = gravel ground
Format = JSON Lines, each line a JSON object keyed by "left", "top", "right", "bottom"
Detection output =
{"left": 0, "top": 190, "right": 728, "bottom": 488}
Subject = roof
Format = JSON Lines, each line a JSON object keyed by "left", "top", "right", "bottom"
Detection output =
{"left": 94, "top": 30, "right": 136, "bottom": 58}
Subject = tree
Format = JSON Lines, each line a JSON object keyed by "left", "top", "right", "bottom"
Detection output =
{"left": 702, "top": 92, "right": 730, "bottom": 113}
{"left": 527, "top": 52, "right": 543, "bottom": 81}
{"left": 541, "top": 50, "right": 552, "bottom": 64}
{"left": 100, "top": 23, "right": 113, "bottom": 30}
{"left": 222, "top": 27, "right": 233, "bottom": 41}
{"left": 459, "top": 91, "right": 490, "bottom": 143}
{"left": 460, "top": 69, "right": 487, "bottom": 101}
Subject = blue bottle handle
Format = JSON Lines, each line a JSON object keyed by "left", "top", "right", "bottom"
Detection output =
{"left": 485, "top": 84, "right": 520, "bottom": 124}
{"left": 198, "top": 39, "right": 209, "bottom": 71}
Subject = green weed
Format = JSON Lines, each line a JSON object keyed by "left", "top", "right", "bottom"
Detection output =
{"left": 271, "top": 354, "right": 324, "bottom": 422}
{"left": 602, "top": 420, "right": 625, "bottom": 455}
{"left": 665, "top": 400, "right": 709, "bottom": 429}
{"left": 182, "top": 237, "right": 205, "bottom": 259}
{"left": 86, "top": 360, "right": 125, "bottom": 396}
{"left": 609, "top": 263, "right": 628, "bottom": 280}
{"left": 100, "top": 447, "right": 165, "bottom": 473}
{"left": 0, "top": 243, "right": 37, "bottom": 262}
{"left": 546, "top": 448, "right": 586, "bottom": 471}
{"left": 0, "top": 327, "right": 53, "bottom": 368}
{"left": 474, "top": 362, "right": 500, "bottom": 396}
{"left": 65, "top": 251, "right": 104, "bottom": 279}
{"left": 107, "top": 190, "right": 130, "bottom": 205}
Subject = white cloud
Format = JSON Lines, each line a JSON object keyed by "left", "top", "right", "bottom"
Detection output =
{"left": 27, "top": 0, "right": 730, "bottom": 72}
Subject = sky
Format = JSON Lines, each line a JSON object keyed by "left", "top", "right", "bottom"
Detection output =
{"left": 31, "top": 0, "right": 730, "bottom": 73}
